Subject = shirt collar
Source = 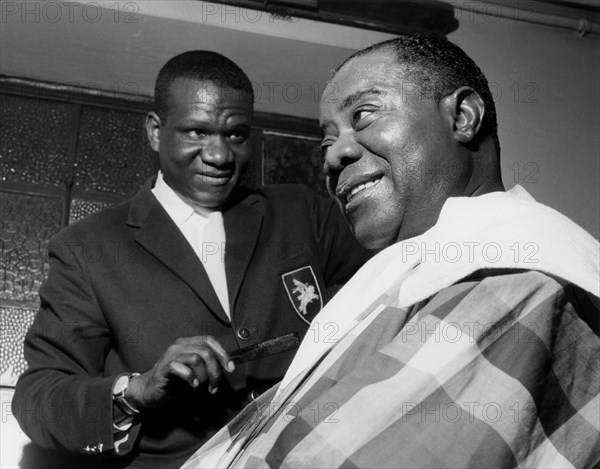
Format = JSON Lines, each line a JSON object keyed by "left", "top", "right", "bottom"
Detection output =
{"left": 151, "top": 172, "right": 215, "bottom": 226}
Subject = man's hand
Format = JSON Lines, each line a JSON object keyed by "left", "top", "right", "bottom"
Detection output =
{"left": 125, "top": 336, "right": 235, "bottom": 410}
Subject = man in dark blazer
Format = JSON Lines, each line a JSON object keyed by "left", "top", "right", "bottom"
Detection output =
{"left": 12, "top": 51, "right": 369, "bottom": 469}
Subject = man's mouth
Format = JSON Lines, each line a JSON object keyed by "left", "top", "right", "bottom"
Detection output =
{"left": 197, "top": 172, "right": 233, "bottom": 186}
{"left": 342, "top": 176, "right": 382, "bottom": 204}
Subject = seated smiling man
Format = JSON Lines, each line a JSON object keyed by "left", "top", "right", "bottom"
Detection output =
{"left": 182, "top": 34, "right": 600, "bottom": 468}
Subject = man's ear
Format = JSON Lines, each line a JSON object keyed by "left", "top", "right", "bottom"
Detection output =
{"left": 441, "top": 87, "right": 485, "bottom": 144}
{"left": 146, "top": 111, "right": 162, "bottom": 152}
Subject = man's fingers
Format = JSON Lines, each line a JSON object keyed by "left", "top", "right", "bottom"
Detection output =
{"left": 143, "top": 336, "right": 237, "bottom": 406}
{"left": 167, "top": 360, "right": 196, "bottom": 386}
{"left": 194, "top": 349, "right": 222, "bottom": 393}
{"left": 202, "top": 336, "right": 235, "bottom": 372}
{"left": 158, "top": 336, "right": 235, "bottom": 394}
{"left": 166, "top": 350, "right": 222, "bottom": 392}
{"left": 177, "top": 348, "right": 222, "bottom": 393}
{"left": 175, "top": 336, "right": 234, "bottom": 372}
{"left": 181, "top": 352, "right": 211, "bottom": 386}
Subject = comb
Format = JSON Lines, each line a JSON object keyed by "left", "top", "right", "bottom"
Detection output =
{"left": 229, "top": 332, "right": 300, "bottom": 365}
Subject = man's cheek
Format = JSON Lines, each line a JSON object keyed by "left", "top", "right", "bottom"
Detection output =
{"left": 235, "top": 152, "right": 251, "bottom": 172}
{"left": 360, "top": 118, "right": 398, "bottom": 150}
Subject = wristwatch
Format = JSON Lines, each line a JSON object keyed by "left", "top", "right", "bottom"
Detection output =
{"left": 113, "top": 373, "right": 141, "bottom": 416}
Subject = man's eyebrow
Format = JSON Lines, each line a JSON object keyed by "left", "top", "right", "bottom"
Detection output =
{"left": 340, "top": 88, "right": 383, "bottom": 111}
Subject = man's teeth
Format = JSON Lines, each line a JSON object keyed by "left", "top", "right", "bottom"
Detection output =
{"left": 347, "top": 178, "right": 381, "bottom": 202}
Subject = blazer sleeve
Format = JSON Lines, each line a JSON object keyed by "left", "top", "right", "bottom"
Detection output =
{"left": 309, "top": 189, "right": 372, "bottom": 287}
{"left": 12, "top": 237, "right": 140, "bottom": 456}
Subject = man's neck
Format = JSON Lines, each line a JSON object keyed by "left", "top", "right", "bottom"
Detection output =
{"left": 465, "top": 179, "right": 506, "bottom": 197}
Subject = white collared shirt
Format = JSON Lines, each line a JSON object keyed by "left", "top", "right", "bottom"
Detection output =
{"left": 151, "top": 172, "right": 230, "bottom": 319}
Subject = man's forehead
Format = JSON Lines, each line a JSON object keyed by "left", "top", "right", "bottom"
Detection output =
{"left": 169, "top": 78, "right": 252, "bottom": 106}
{"left": 338, "top": 49, "right": 400, "bottom": 79}
{"left": 322, "top": 52, "right": 408, "bottom": 107}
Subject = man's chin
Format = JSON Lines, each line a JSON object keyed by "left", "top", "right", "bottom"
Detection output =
{"left": 353, "top": 226, "right": 393, "bottom": 251}
{"left": 188, "top": 189, "right": 233, "bottom": 210}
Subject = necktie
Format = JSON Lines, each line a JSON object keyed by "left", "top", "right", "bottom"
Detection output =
{"left": 194, "top": 210, "right": 230, "bottom": 318}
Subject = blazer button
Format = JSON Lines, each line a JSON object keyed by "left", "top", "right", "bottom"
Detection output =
{"left": 249, "top": 389, "right": 261, "bottom": 400}
{"left": 237, "top": 327, "right": 251, "bottom": 340}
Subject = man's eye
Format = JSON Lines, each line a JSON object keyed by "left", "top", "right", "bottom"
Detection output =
{"left": 186, "top": 129, "right": 208, "bottom": 138}
{"left": 353, "top": 109, "right": 373, "bottom": 124}
{"left": 320, "top": 141, "right": 333, "bottom": 156}
{"left": 229, "top": 131, "right": 249, "bottom": 144}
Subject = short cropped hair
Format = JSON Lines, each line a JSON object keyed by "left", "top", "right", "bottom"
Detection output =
{"left": 334, "top": 34, "right": 500, "bottom": 156}
{"left": 154, "top": 50, "right": 254, "bottom": 119}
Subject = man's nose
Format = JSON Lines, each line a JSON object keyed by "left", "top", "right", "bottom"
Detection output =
{"left": 323, "top": 134, "right": 363, "bottom": 176}
{"left": 201, "top": 136, "right": 232, "bottom": 166}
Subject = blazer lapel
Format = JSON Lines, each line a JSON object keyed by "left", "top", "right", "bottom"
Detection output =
{"left": 223, "top": 192, "right": 264, "bottom": 314}
{"left": 128, "top": 185, "right": 230, "bottom": 324}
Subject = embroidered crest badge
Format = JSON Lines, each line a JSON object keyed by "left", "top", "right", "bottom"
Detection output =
{"left": 282, "top": 266, "right": 323, "bottom": 324}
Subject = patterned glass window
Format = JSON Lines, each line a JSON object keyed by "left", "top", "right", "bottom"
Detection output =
{"left": 0, "top": 306, "right": 36, "bottom": 386}
{"left": 69, "top": 198, "right": 117, "bottom": 224}
{"left": 0, "top": 191, "right": 62, "bottom": 304}
{"left": 0, "top": 95, "right": 73, "bottom": 187}
{"left": 263, "top": 131, "right": 326, "bottom": 196}
{"left": 74, "top": 106, "right": 158, "bottom": 196}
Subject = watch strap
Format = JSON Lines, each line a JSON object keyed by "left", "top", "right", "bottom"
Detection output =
{"left": 113, "top": 373, "right": 141, "bottom": 416}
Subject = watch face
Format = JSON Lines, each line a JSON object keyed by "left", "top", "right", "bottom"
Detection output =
{"left": 113, "top": 374, "right": 130, "bottom": 395}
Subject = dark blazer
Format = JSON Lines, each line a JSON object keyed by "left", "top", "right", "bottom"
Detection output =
{"left": 13, "top": 179, "right": 370, "bottom": 469}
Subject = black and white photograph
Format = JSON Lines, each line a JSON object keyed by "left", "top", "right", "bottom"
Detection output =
{"left": 1, "top": 1, "right": 599, "bottom": 468}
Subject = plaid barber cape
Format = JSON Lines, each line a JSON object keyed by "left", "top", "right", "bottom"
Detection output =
{"left": 184, "top": 270, "right": 600, "bottom": 468}
{"left": 183, "top": 187, "right": 600, "bottom": 469}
